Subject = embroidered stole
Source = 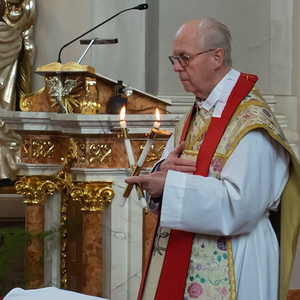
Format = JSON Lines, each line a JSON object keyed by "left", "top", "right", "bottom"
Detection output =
{"left": 138, "top": 73, "right": 258, "bottom": 299}
{"left": 181, "top": 112, "right": 233, "bottom": 300}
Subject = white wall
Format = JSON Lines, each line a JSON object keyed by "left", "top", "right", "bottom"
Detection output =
{"left": 33, "top": 0, "right": 146, "bottom": 92}
{"left": 33, "top": 0, "right": 93, "bottom": 89}
{"left": 153, "top": 0, "right": 272, "bottom": 96}
{"left": 90, "top": 0, "right": 146, "bottom": 91}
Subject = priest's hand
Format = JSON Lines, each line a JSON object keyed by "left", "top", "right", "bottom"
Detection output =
{"left": 125, "top": 171, "right": 167, "bottom": 198}
{"left": 159, "top": 141, "right": 196, "bottom": 174}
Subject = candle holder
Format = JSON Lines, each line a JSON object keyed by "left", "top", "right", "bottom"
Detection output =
{"left": 119, "top": 107, "right": 170, "bottom": 208}
{"left": 122, "top": 127, "right": 170, "bottom": 199}
{"left": 119, "top": 106, "right": 148, "bottom": 208}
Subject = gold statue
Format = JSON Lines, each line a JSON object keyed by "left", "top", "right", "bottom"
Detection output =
{"left": 0, "top": 0, "right": 36, "bottom": 182}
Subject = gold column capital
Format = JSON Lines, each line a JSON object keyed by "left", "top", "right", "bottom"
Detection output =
{"left": 15, "top": 175, "right": 55, "bottom": 205}
{"left": 70, "top": 181, "right": 115, "bottom": 213}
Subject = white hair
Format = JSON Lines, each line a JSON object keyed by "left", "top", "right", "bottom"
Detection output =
{"left": 197, "top": 18, "right": 232, "bottom": 67}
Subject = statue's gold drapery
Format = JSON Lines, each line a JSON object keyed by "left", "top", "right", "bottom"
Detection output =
{"left": 0, "top": 0, "right": 36, "bottom": 180}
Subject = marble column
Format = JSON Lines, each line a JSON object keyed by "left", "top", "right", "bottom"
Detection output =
{"left": 70, "top": 181, "right": 115, "bottom": 297}
{"left": 72, "top": 168, "right": 146, "bottom": 300}
{"left": 15, "top": 175, "right": 55, "bottom": 289}
{"left": 82, "top": 212, "right": 103, "bottom": 296}
{"left": 25, "top": 204, "right": 45, "bottom": 288}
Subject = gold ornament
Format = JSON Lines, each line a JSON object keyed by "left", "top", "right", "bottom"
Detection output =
{"left": 70, "top": 181, "right": 115, "bottom": 213}
{"left": 15, "top": 175, "right": 55, "bottom": 205}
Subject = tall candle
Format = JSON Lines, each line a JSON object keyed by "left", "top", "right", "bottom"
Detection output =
{"left": 136, "top": 108, "right": 160, "bottom": 167}
{"left": 119, "top": 106, "right": 148, "bottom": 209}
{"left": 153, "top": 108, "right": 161, "bottom": 129}
{"left": 119, "top": 106, "right": 135, "bottom": 166}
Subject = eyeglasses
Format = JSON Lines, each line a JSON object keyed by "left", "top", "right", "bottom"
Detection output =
{"left": 168, "top": 49, "right": 216, "bottom": 67}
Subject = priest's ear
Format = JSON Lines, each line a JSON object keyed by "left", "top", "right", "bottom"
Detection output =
{"left": 211, "top": 48, "right": 225, "bottom": 70}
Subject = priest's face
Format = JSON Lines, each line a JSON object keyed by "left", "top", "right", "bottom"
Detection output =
{"left": 172, "top": 20, "right": 218, "bottom": 99}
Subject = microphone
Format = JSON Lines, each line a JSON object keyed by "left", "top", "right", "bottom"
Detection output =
{"left": 57, "top": 3, "right": 149, "bottom": 63}
{"left": 134, "top": 4, "right": 148, "bottom": 10}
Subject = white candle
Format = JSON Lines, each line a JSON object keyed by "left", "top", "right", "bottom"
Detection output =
{"left": 140, "top": 197, "right": 148, "bottom": 208}
{"left": 120, "top": 120, "right": 126, "bottom": 128}
{"left": 135, "top": 108, "right": 160, "bottom": 167}
{"left": 124, "top": 139, "right": 135, "bottom": 166}
{"left": 120, "top": 106, "right": 127, "bottom": 128}
{"left": 153, "top": 121, "right": 160, "bottom": 129}
{"left": 119, "top": 106, "right": 135, "bottom": 166}
{"left": 153, "top": 108, "right": 161, "bottom": 129}
{"left": 137, "top": 139, "right": 152, "bottom": 167}
{"left": 120, "top": 105, "right": 126, "bottom": 128}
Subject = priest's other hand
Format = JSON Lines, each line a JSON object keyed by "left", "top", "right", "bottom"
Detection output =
{"left": 159, "top": 141, "right": 196, "bottom": 174}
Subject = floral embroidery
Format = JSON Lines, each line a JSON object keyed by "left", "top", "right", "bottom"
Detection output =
{"left": 211, "top": 158, "right": 222, "bottom": 172}
{"left": 262, "top": 108, "right": 271, "bottom": 117}
{"left": 187, "top": 282, "right": 203, "bottom": 299}
{"left": 217, "top": 237, "right": 227, "bottom": 251}
{"left": 184, "top": 235, "right": 230, "bottom": 299}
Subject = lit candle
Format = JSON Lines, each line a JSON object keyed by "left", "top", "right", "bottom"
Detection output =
{"left": 153, "top": 108, "right": 161, "bottom": 129}
{"left": 119, "top": 106, "right": 135, "bottom": 166}
{"left": 136, "top": 108, "right": 160, "bottom": 167}
{"left": 119, "top": 106, "right": 148, "bottom": 209}
{"left": 133, "top": 109, "right": 160, "bottom": 208}
{"left": 119, "top": 106, "right": 127, "bottom": 128}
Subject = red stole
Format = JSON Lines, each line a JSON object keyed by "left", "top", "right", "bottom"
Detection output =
{"left": 138, "top": 73, "right": 258, "bottom": 300}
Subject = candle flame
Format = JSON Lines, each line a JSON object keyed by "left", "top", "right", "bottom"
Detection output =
{"left": 155, "top": 108, "right": 160, "bottom": 121}
{"left": 120, "top": 106, "right": 126, "bottom": 120}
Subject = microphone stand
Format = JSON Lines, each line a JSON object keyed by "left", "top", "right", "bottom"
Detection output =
{"left": 77, "top": 38, "right": 97, "bottom": 64}
{"left": 77, "top": 38, "right": 118, "bottom": 63}
{"left": 57, "top": 4, "right": 148, "bottom": 63}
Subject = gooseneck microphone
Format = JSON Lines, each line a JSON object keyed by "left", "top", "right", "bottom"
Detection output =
{"left": 57, "top": 3, "right": 149, "bottom": 63}
{"left": 134, "top": 4, "right": 148, "bottom": 10}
